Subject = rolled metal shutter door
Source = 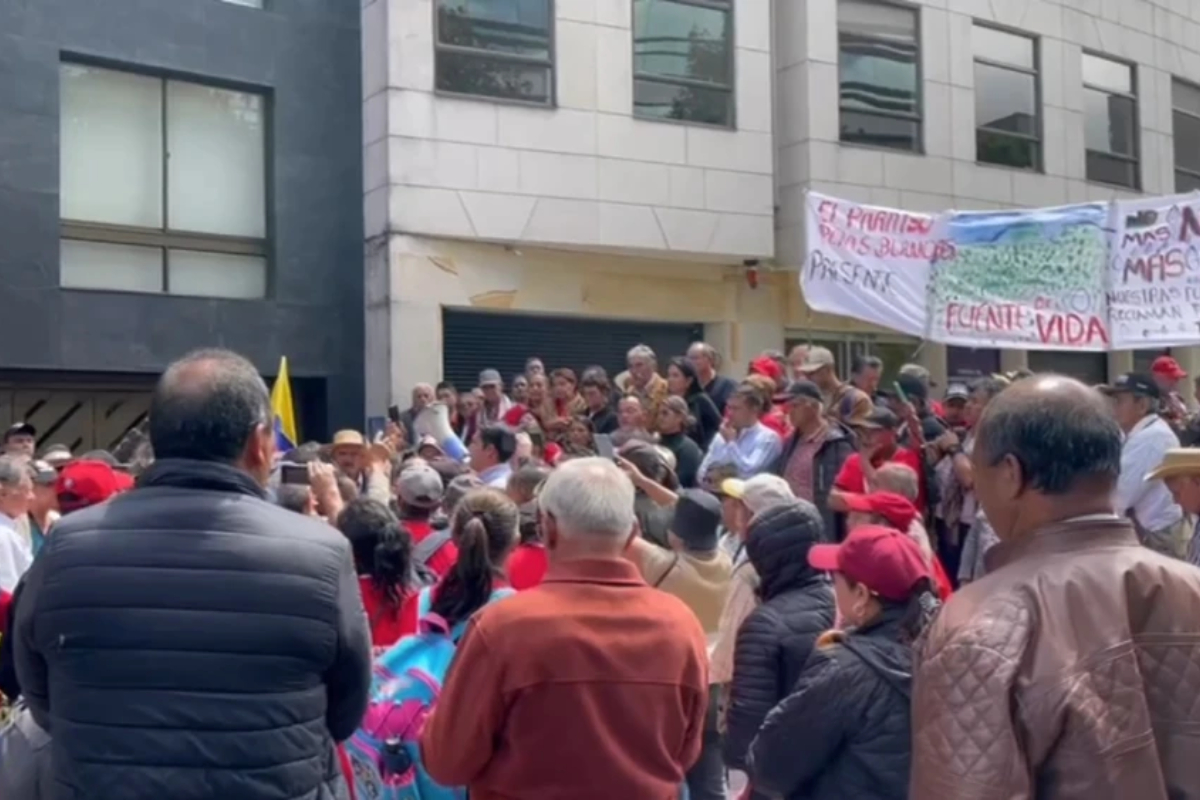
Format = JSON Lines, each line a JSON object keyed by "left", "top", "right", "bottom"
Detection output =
{"left": 442, "top": 309, "right": 703, "bottom": 391}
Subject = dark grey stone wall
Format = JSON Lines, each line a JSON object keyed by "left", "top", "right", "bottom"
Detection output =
{"left": 0, "top": 0, "right": 364, "bottom": 435}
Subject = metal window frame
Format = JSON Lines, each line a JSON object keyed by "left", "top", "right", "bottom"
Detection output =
{"left": 59, "top": 60, "right": 271, "bottom": 298}
{"left": 432, "top": 0, "right": 557, "bottom": 108}
{"left": 1082, "top": 49, "right": 1141, "bottom": 191}
{"left": 630, "top": 0, "right": 736, "bottom": 130}
{"left": 1171, "top": 78, "right": 1200, "bottom": 189}
{"left": 971, "top": 21, "right": 1042, "bottom": 172}
{"left": 835, "top": 0, "right": 924, "bottom": 154}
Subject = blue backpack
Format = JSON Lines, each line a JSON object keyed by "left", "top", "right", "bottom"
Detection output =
{"left": 345, "top": 586, "right": 514, "bottom": 800}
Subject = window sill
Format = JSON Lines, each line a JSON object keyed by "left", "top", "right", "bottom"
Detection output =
{"left": 60, "top": 286, "right": 269, "bottom": 303}
{"left": 432, "top": 88, "right": 556, "bottom": 112}
{"left": 1084, "top": 177, "right": 1142, "bottom": 193}
{"left": 975, "top": 160, "right": 1045, "bottom": 175}
{"left": 836, "top": 139, "right": 926, "bottom": 158}
{"left": 631, "top": 111, "right": 737, "bottom": 132}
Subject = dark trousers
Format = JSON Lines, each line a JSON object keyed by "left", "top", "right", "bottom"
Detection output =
{"left": 935, "top": 519, "right": 966, "bottom": 589}
{"left": 686, "top": 685, "right": 726, "bottom": 800}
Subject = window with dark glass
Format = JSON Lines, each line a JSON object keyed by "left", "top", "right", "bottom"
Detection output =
{"left": 632, "top": 0, "right": 734, "bottom": 127}
{"left": 1173, "top": 79, "right": 1200, "bottom": 192}
{"left": 1083, "top": 53, "right": 1139, "bottom": 190}
{"left": 434, "top": 0, "right": 554, "bottom": 105}
{"left": 837, "top": 0, "right": 921, "bottom": 152}
{"left": 973, "top": 25, "right": 1040, "bottom": 170}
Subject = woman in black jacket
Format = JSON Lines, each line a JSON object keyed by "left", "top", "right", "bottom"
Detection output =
{"left": 747, "top": 524, "right": 940, "bottom": 800}
{"left": 723, "top": 500, "right": 834, "bottom": 794}
{"left": 666, "top": 357, "right": 722, "bottom": 449}
{"left": 657, "top": 396, "right": 704, "bottom": 488}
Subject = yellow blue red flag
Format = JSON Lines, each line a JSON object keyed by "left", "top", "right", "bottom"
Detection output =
{"left": 270, "top": 356, "right": 298, "bottom": 452}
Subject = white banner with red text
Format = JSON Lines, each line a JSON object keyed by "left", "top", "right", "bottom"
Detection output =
{"left": 802, "top": 190, "right": 1200, "bottom": 351}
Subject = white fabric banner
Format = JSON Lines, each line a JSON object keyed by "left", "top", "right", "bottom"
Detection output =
{"left": 802, "top": 192, "right": 939, "bottom": 338}
{"left": 1109, "top": 192, "right": 1200, "bottom": 349}
{"left": 927, "top": 203, "right": 1111, "bottom": 351}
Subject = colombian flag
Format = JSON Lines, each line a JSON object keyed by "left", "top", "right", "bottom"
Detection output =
{"left": 271, "top": 356, "right": 298, "bottom": 453}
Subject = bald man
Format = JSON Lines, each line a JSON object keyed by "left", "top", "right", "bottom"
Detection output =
{"left": 911, "top": 375, "right": 1200, "bottom": 799}
{"left": 14, "top": 349, "right": 371, "bottom": 800}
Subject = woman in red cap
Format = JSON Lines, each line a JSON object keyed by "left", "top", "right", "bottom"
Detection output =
{"left": 746, "top": 525, "right": 939, "bottom": 800}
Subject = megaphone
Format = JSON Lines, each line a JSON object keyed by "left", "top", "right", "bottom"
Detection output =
{"left": 415, "top": 402, "right": 468, "bottom": 462}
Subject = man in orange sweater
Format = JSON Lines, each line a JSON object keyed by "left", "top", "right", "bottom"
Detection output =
{"left": 421, "top": 457, "right": 709, "bottom": 799}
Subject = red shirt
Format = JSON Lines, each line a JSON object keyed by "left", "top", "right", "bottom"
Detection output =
{"left": 403, "top": 518, "right": 459, "bottom": 579}
{"left": 358, "top": 577, "right": 414, "bottom": 651}
{"left": 506, "top": 543, "right": 549, "bottom": 590}
{"left": 835, "top": 447, "right": 927, "bottom": 509}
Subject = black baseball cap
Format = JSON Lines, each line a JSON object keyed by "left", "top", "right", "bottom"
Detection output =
{"left": 782, "top": 379, "right": 823, "bottom": 403}
{"left": 5, "top": 422, "right": 35, "bottom": 441}
{"left": 857, "top": 406, "right": 900, "bottom": 431}
{"left": 896, "top": 373, "right": 929, "bottom": 401}
{"left": 1100, "top": 373, "right": 1159, "bottom": 399}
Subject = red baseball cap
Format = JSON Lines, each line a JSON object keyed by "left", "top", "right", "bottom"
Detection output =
{"left": 1151, "top": 356, "right": 1187, "bottom": 380}
{"left": 808, "top": 525, "right": 931, "bottom": 601}
{"left": 749, "top": 356, "right": 784, "bottom": 385}
{"left": 56, "top": 460, "right": 131, "bottom": 514}
{"left": 843, "top": 492, "right": 918, "bottom": 532}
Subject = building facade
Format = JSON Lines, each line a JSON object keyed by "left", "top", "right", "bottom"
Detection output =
{"left": 367, "top": 0, "right": 1200, "bottom": 404}
{"left": 780, "top": 0, "right": 1200, "bottom": 389}
{"left": 0, "top": 0, "right": 363, "bottom": 449}
{"left": 363, "top": 0, "right": 786, "bottom": 404}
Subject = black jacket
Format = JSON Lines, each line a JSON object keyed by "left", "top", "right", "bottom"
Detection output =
{"left": 723, "top": 504, "right": 834, "bottom": 775}
{"left": 686, "top": 389, "right": 723, "bottom": 450}
{"left": 748, "top": 607, "right": 914, "bottom": 800}
{"left": 660, "top": 431, "right": 704, "bottom": 488}
{"left": 703, "top": 374, "right": 738, "bottom": 415}
{"left": 771, "top": 423, "right": 855, "bottom": 542}
{"left": 589, "top": 407, "right": 619, "bottom": 435}
{"left": 0, "top": 572, "right": 26, "bottom": 700}
{"left": 14, "top": 459, "right": 372, "bottom": 800}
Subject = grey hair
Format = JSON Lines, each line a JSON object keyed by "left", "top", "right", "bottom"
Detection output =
{"left": 970, "top": 376, "right": 1010, "bottom": 402}
{"left": 0, "top": 456, "right": 29, "bottom": 487}
{"left": 875, "top": 463, "right": 918, "bottom": 502}
{"left": 975, "top": 374, "right": 1121, "bottom": 495}
{"left": 539, "top": 457, "right": 635, "bottom": 539}
{"left": 626, "top": 344, "right": 657, "bottom": 364}
{"left": 688, "top": 341, "right": 721, "bottom": 368}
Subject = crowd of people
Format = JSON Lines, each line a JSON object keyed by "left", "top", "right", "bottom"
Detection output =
{"left": 1, "top": 343, "right": 1200, "bottom": 800}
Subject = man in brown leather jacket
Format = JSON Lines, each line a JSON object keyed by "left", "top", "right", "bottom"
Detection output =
{"left": 912, "top": 375, "right": 1200, "bottom": 800}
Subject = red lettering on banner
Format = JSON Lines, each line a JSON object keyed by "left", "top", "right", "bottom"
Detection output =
{"left": 1034, "top": 297, "right": 1052, "bottom": 310}
{"left": 818, "top": 200, "right": 839, "bottom": 224}
{"left": 944, "top": 303, "right": 1025, "bottom": 333}
{"left": 1035, "top": 314, "right": 1109, "bottom": 346}
{"left": 1123, "top": 249, "right": 1185, "bottom": 283}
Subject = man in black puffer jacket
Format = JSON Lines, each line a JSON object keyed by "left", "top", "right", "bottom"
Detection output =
{"left": 14, "top": 349, "right": 372, "bottom": 800}
{"left": 747, "top": 524, "right": 935, "bottom": 799}
{"left": 748, "top": 611, "right": 914, "bottom": 799}
{"left": 722, "top": 500, "right": 834, "bottom": 797}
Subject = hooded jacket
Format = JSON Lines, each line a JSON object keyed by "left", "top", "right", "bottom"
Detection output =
{"left": 13, "top": 459, "right": 372, "bottom": 800}
{"left": 748, "top": 606, "right": 914, "bottom": 800}
{"left": 723, "top": 501, "right": 835, "bottom": 779}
